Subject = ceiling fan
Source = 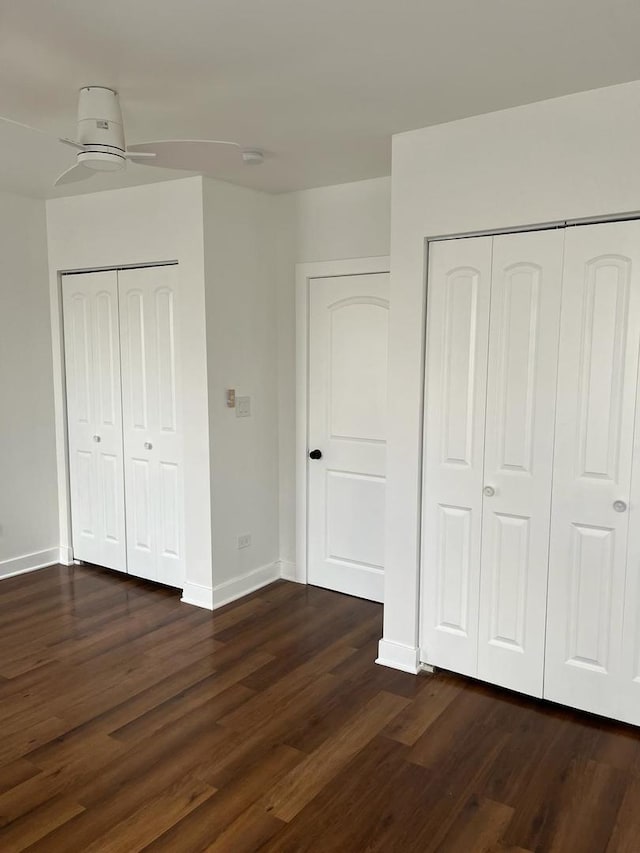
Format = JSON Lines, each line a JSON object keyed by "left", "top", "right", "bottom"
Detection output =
{"left": 0, "top": 86, "right": 264, "bottom": 187}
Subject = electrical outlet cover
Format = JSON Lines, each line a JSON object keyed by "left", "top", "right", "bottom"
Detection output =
{"left": 236, "top": 396, "right": 251, "bottom": 417}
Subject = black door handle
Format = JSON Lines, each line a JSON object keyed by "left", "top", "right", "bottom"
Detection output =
{"left": 309, "top": 449, "right": 322, "bottom": 460}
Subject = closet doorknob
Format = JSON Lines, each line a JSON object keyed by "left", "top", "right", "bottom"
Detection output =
{"left": 93, "top": 435, "right": 101, "bottom": 443}
{"left": 483, "top": 485, "right": 496, "bottom": 497}
{"left": 309, "top": 449, "right": 322, "bottom": 460}
{"left": 613, "top": 500, "right": 627, "bottom": 513}
{"left": 144, "top": 441, "right": 153, "bottom": 450}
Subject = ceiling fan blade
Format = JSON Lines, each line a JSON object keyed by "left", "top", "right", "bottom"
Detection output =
{"left": 131, "top": 138, "right": 240, "bottom": 149}
{"left": 125, "top": 139, "right": 243, "bottom": 174}
{"left": 124, "top": 151, "right": 157, "bottom": 160}
{"left": 54, "top": 162, "right": 93, "bottom": 187}
{"left": 0, "top": 115, "right": 84, "bottom": 155}
{"left": 0, "top": 114, "right": 55, "bottom": 138}
{"left": 59, "top": 137, "right": 85, "bottom": 150}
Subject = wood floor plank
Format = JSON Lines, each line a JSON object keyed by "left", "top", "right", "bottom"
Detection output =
{"left": 26, "top": 730, "right": 226, "bottom": 850}
{"left": 217, "top": 642, "right": 356, "bottom": 733}
{"left": 1, "top": 564, "right": 640, "bottom": 852}
{"left": 49, "top": 654, "right": 221, "bottom": 737}
{"left": 259, "top": 735, "right": 427, "bottom": 852}
{"left": 199, "top": 673, "right": 341, "bottom": 786}
{"left": 0, "top": 715, "right": 69, "bottom": 765}
{"left": 109, "top": 654, "right": 268, "bottom": 743}
{"left": 83, "top": 774, "right": 216, "bottom": 853}
{"left": 0, "top": 758, "right": 40, "bottom": 795}
{"left": 0, "top": 793, "right": 85, "bottom": 850}
{"left": 435, "top": 796, "right": 514, "bottom": 852}
{"left": 203, "top": 805, "right": 286, "bottom": 853}
{"left": 147, "top": 744, "right": 303, "bottom": 851}
{"left": 499, "top": 722, "right": 625, "bottom": 851}
{"left": 538, "top": 759, "right": 626, "bottom": 853}
{"left": 260, "top": 690, "right": 409, "bottom": 822}
{"left": 606, "top": 774, "right": 640, "bottom": 852}
{"left": 383, "top": 672, "right": 462, "bottom": 745}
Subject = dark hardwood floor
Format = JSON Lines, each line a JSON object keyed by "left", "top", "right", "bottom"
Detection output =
{"left": 0, "top": 566, "right": 639, "bottom": 852}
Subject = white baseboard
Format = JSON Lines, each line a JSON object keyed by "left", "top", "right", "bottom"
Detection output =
{"left": 213, "top": 561, "right": 281, "bottom": 609}
{"left": 0, "top": 548, "right": 60, "bottom": 581}
{"left": 58, "top": 545, "right": 74, "bottom": 566}
{"left": 277, "top": 560, "right": 303, "bottom": 583}
{"left": 181, "top": 581, "right": 214, "bottom": 610}
{"left": 376, "top": 638, "right": 421, "bottom": 674}
{"left": 181, "top": 560, "right": 282, "bottom": 612}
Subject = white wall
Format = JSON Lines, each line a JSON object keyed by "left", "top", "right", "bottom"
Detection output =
{"left": 46, "top": 177, "right": 213, "bottom": 598}
{"left": 382, "top": 80, "right": 640, "bottom": 672}
{"left": 274, "top": 176, "right": 391, "bottom": 572}
{"left": 0, "top": 190, "right": 58, "bottom": 576}
{"left": 202, "top": 178, "right": 280, "bottom": 602}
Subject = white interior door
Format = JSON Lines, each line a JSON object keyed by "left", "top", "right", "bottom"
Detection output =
{"left": 62, "top": 271, "right": 126, "bottom": 572}
{"left": 118, "top": 265, "right": 184, "bottom": 588}
{"left": 307, "top": 272, "right": 389, "bottom": 602}
{"left": 477, "top": 229, "right": 564, "bottom": 697}
{"left": 421, "top": 236, "right": 492, "bottom": 677}
{"left": 545, "top": 221, "right": 640, "bottom": 722}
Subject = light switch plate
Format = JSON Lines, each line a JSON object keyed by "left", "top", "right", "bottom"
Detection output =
{"left": 236, "top": 396, "right": 251, "bottom": 418}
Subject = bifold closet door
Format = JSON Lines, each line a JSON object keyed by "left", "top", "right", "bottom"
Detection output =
{"left": 62, "top": 271, "right": 126, "bottom": 571}
{"left": 118, "top": 265, "right": 185, "bottom": 588}
{"left": 545, "top": 221, "right": 640, "bottom": 724}
{"left": 421, "top": 231, "right": 563, "bottom": 690}
{"left": 477, "top": 229, "right": 563, "bottom": 696}
{"left": 421, "top": 236, "right": 492, "bottom": 676}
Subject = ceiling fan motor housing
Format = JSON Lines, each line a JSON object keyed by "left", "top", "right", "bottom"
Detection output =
{"left": 76, "top": 86, "right": 126, "bottom": 171}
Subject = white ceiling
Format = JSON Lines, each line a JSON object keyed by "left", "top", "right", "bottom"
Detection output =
{"left": 1, "top": 0, "right": 640, "bottom": 198}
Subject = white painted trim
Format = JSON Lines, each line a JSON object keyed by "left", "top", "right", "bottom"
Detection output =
{"left": 277, "top": 560, "right": 300, "bottom": 582}
{"left": 181, "top": 580, "right": 214, "bottom": 610}
{"left": 213, "top": 561, "right": 281, "bottom": 609}
{"left": 376, "top": 638, "right": 421, "bottom": 674}
{"left": 50, "top": 270, "right": 74, "bottom": 560}
{"left": 295, "top": 256, "right": 391, "bottom": 588}
{"left": 58, "top": 545, "right": 74, "bottom": 566}
{"left": 0, "top": 548, "right": 60, "bottom": 581}
{"left": 182, "top": 560, "right": 281, "bottom": 611}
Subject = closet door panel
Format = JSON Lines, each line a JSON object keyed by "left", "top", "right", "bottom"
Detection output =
{"left": 124, "top": 289, "right": 150, "bottom": 431}
{"left": 63, "top": 271, "right": 126, "bottom": 572}
{"left": 150, "top": 279, "right": 183, "bottom": 585}
{"left": 129, "top": 456, "right": 156, "bottom": 579}
{"left": 119, "top": 285, "right": 156, "bottom": 580}
{"left": 618, "top": 276, "right": 640, "bottom": 726}
{"left": 75, "top": 449, "right": 97, "bottom": 544}
{"left": 421, "top": 236, "right": 492, "bottom": 676}
{"left": 545, "top": 221, "right": 640, "bottom": 722}
{"left": 64, "top": 290, "right": 99, "bottom": 562}
{"left": 92, "top": 284, "right": 127, "bottom": 569}
{"left": 119, "top": 266, "right": 184, "bottom": 588}
{"left": 67, "top": 292, "right": 93, "bottom": 426}
{"left": 478, "top": 230, "right": 564, "bottom": 696}
{"left": 621, "top": 513, "right": 640, "bottom": 725}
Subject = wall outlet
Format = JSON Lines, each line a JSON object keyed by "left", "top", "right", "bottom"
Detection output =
{"left": 238, "top": 533, "right": 252, "bottom": 549}
{"left": 236, "top": 396, "right": 251, "bottom": 418}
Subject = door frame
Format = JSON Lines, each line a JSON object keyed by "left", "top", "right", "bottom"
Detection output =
{"left": 295, "top": 256, "right": 391, "bottom": 586}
